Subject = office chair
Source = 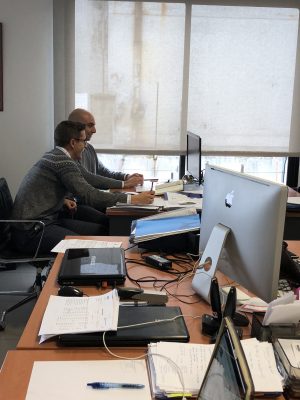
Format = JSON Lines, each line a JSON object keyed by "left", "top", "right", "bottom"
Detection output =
{"left": 0, "top": 177, "right": 54, "bottom": 330}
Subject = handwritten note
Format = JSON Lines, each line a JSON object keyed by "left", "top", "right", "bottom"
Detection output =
{"left": 38, "top": 290, "right": 119, "bottom": 342}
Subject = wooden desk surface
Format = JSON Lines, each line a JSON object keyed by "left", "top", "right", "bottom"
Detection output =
{"left": 0, "top": 348, "right": 284, "bottom": 400}
{"left": 17, "top": 238, "right": 300, "bottom": 351}
{"left": 4, "top": 238, "right": 299, "bottom": 400}
{"left": 17, "top": 236, "right": 218, "bottom": 349}
{"left": 0, "top": 349, "right": 145, "bottom": 400}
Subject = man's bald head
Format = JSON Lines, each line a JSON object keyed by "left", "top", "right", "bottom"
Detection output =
{"left": 68, "top": 108, "right": 96, "bottom": 141}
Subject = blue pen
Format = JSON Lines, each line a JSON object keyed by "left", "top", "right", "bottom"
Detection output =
{"left": 87, "top": 382, "right": 145, "bottom": 389}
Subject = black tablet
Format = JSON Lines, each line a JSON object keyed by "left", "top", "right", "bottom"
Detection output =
{"left": 197, "top": 317, "right": 254, "bottom": 400}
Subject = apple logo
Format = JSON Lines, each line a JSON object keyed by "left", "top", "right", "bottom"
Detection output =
{"left": 225, "top": 190, "right": 234, "bottom": 208}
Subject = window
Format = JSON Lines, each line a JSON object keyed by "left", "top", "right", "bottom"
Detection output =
{"left": 188, "top": 6, "right": 299, "bottom": 153}
{"left": 97, "top": 153, "right": 180, "bottom": 181}
{"left": 75, "top": 1, "right": 185, "bottom": 153}
{"left": 70, "top": 1, "right": 300, "bottom": 160}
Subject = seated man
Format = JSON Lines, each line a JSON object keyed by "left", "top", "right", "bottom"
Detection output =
{"left": 11, "top": 120, "right": 154, "bottom": 254}
{"left": 68, "top": 108, "right": 143, "bottom": 188}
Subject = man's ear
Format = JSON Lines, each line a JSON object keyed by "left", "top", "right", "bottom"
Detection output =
{"left": 69, "top": 138, "right": 76, "bottom": 148}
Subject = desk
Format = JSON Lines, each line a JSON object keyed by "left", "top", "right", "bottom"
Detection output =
{"left": 107, "top": 188, "right": 300, "bottom": 239}
{"left": 17, "top": 236, "right": 218, "bottom": 349}
{"left": 17, "top": 239, "right": 300, "bottom": 351}
{"left": 4, "top": 237, "right": 299, "bottom": 400}
{"left": 0, "top": 349, "right": 144, "bottom": 400}
{"left": 0, "top": 348, "right": 284, "bottom": 400}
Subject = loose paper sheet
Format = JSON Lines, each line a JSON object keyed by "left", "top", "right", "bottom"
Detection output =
{"left": 38, "top": 290, "right": 119, "bottom": 342}
{"left": 51, "top": 239, "right": 122, "bottom": 253}
{"left": 25, "top": 360, "right": 151, "bottom": 400}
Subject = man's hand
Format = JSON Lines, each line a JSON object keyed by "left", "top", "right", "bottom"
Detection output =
{"left": 64, "top": 198, "right": 77, "bottom": 213}
{"left": 124, "top": 173, "right": 144, "bottom": 188}
{"left": 131, "top": 191, "right": 155, "bottom": 204}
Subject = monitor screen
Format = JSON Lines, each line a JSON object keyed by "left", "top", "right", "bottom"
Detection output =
{"left": 193, "top": 164, "right": 288, "bottom": 303}
{"left": 186, "top": 131, "right": 202, "bottom": 182}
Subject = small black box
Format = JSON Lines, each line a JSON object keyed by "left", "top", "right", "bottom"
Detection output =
{"left": 144, "top": 255, "right": 172, "bottom": 270}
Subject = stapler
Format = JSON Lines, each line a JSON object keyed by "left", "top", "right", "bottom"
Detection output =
{"left": 117, "top": 287, "right": 168, "bottom": 305}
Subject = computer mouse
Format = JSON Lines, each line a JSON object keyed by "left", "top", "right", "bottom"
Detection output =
{"left": 57, "top": 286, "right": 83, "bottom": 297}
{"left": 117, "top": 287, "right": 143, "bottom": 299}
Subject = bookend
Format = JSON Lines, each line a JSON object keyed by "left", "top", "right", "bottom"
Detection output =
{"left": 202, "top": 279, "right": 245, "bottom": 341}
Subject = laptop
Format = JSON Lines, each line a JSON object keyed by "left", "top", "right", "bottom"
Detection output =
{"left": 197, "top": 317, "right": 254, "bottom": 400}
{"left": 57, "top": 306, "right": 190, "bottom": 347}
{"left": 57, "top": 247, "right": 126, "bottom": 286}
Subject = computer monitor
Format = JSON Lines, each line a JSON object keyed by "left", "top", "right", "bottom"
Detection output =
{"left": 186, "top": 131, "right": 202, "bottom": 183}
{"left": 192, "top": 164, "right": 288, "bottom": 303}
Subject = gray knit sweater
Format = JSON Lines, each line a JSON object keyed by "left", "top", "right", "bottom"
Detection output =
{"left": 81, "top": 143, "right": 127, "bottom": 180}
{"left": 12, "top": 148, "right": 128, "bottom": 229}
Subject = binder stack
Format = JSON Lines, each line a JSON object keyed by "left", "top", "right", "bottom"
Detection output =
{"left": 273, "top": 337, "right": 300, "bottom": 398}
{"left": 129, "top": 207, "right": 200, "bottom": 244}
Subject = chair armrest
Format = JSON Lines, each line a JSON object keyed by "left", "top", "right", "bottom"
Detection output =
{"left": 0, "top": 219, "right": 46, "bottom": 259}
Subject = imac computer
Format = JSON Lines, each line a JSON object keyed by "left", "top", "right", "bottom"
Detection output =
{"left": 186, "top": 131, "right": 202, "bottom": 185}
{"left": 192, "top": 164, "right": 288, "bottom": 304}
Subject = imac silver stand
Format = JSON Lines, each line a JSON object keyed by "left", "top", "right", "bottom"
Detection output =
{"left": 192, "top": 223, "right": 230, "bottom": 303}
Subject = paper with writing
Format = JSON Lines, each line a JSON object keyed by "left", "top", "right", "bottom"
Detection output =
{"left": 38, "top": 290, "right": 119, "bottom": 342}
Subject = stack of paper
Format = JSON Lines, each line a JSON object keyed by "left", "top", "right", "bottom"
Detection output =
{"left": 130, "top": 207, "right": 200, "bottom": 243}
{"left": 113, "top": 203, "right": 162, "bottom": 212}
{"left": 155, "top": 180, "right": 184, "bottom": 195}
{"left": 147, "top": 339, "right": 283, "bottom": 397}
{"left": 263, "top": 292, "right": 300, "bottom": 325}
{"left": 38, "top": 289, "right": 119, "bottom": 343}
{"left": 148, "top": 341, "right": 214, "bottom": 397}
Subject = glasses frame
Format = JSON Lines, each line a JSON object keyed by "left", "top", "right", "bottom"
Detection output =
{"left": 74, "top": 138, "right": 88, "bottom": 145}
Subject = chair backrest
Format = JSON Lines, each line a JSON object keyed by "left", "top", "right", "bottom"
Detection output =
{"left": 0, "top": 178, "right": 14, "bottom": 251}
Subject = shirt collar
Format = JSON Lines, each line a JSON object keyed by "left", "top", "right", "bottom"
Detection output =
{"left": 56, "top": 146, "right": 71, "bottom": 158}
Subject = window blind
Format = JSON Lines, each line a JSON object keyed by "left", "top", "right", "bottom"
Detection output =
{"left": 54, "top": 0, "right": 300, "bottom": 155}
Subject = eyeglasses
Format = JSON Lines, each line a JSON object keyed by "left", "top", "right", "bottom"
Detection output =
{"left": 74, "top": 138, "right": 88, "bottom": 145}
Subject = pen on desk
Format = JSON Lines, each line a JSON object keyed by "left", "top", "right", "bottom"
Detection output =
{"left": 87, "top": 382, "right": 145, "bottom": 389}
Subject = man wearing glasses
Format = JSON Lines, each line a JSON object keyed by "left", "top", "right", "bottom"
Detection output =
{"left": 11, "top": 120, "right": 154, "bottom": 254}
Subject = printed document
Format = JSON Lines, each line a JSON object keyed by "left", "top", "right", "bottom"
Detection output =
{"left": 38, "top": 289, "right": 119, "bottom": 343}
{"left": 51, "top": 238, "right": 122, "bottom": 253}
{"left": 148, "top": 339, "right": 283, "bottom": 397}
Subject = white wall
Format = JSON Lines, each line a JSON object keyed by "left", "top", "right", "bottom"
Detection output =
{"left": 0, "top": 0, "right": 54, "bottom": 197}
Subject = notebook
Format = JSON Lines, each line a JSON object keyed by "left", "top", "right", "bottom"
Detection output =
{"left": 57, "top": 306, "right": 190, "bottom": 347}
{"left": 57, "top": 247, "right": 126, "bottom": 286}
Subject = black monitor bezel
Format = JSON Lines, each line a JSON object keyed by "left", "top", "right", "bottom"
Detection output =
{"left": 186, "top": 131, "right": 202, "bottom": 183}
